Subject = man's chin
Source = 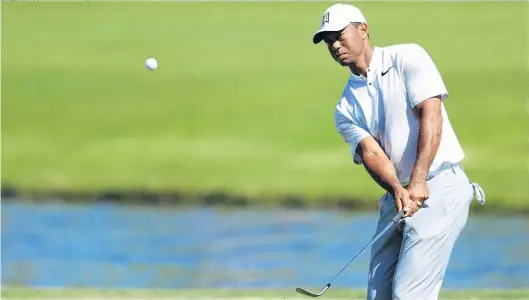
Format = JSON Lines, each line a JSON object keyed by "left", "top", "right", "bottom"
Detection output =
{"left": 339, "top": 61, "right": 352, "bottom": 67}
{"left": 337, "top": 58, "right": 352, "bottom": 67}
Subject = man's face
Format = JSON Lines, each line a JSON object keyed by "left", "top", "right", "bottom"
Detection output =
{"left": 322, "top": 23, "right": 366, "bottom": 66}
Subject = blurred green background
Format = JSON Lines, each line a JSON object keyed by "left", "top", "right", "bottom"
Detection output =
{"left": 1, "top": 2, "right": 527, "bottom": 212}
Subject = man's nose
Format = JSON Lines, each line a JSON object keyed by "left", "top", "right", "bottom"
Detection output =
{"left": 331, "top": 40, "right": 341, "bottom": 51}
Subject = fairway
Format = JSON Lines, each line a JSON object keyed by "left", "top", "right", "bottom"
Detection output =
{"left": 3, "top": 288, "right": 529, "bottom": 300}
{"left": 2, "top": 2, "right": 528, "bottom": 211}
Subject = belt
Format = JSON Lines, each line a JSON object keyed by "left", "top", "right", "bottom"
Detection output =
{"left": 402, "top": 162, "right": 460, "bottom": 187}
{"left": 428, "top": 162, "right": 460, "bottom": 180}
{"left": 401, "top": 162, "right": 486, "bottom": 205}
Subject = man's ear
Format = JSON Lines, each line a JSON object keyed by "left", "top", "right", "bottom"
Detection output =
{"left": 360, "top": 23, "right": 369, "bottom": 40}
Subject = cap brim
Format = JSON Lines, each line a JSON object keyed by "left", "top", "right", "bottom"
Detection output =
{"left": 312, "top": 23, "right": 349, "bottom": 44}
{"left": 312, "top": 31, "right": 325, "bottom": 44}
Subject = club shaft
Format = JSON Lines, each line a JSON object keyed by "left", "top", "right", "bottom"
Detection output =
{"left": 325, "top": 210, "right": 405, "bottom": 286}
{"left": 296, "top": 211, "right": 406, "bottom": 297}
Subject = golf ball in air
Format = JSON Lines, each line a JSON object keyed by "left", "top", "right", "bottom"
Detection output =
{"left": 145, "top": 58, "right": 158, "bottom": 70}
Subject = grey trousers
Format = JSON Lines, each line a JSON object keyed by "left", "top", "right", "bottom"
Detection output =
{"left": 366, "top": 164, "right": 476, "bottom": 300}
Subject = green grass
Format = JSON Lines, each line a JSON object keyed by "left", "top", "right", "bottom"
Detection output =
{"left": 2, "top": 2, "right": 528, "bottom": 210}
{"left": 3, "top": 288, "right": 529, "bottom": 300}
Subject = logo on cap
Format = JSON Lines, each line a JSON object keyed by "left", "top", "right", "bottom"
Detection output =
{"left": 321, "top": 12, "right": 330, "bottom": 27}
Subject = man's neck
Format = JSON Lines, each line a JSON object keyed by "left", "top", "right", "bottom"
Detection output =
{"left": 348, "top": 45, "right": 374, "bottom": 77}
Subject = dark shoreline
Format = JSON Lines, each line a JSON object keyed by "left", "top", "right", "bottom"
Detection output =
{"left": 1, "top": 185, "right": 527, "bottom": 216}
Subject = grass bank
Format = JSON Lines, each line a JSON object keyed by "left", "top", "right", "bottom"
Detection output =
{"left": 3, "top": 288, "right": 529, "bottom": 300}
{"left": 2, "top": 2, "right": 528, "bottom": 212}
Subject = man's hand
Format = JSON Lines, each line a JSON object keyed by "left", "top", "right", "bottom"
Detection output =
{"left": 405, "top": 182, "right": 429, "bottom": 217}
{"left": 393, "top": 186, "right": 419, "bottom": 217}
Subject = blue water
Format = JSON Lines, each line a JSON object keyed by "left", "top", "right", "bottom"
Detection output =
{"left": 2, "top": 201, "right": 529, "bottom": 289}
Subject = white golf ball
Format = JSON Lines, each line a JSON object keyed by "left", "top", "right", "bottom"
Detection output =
{"left": 145, "top": 57, "right": 158, "bottom": 70}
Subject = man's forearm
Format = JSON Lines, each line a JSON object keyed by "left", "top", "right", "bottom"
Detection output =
{"left": 410, "top": 109, "right": 442, "bottom": 183}
{"left": 362, "top": 153, "right": 402, "bottom": 195}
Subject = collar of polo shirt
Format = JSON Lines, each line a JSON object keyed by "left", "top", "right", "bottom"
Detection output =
{"left": 349, "top": 47, "right": 382, "bottom": 83}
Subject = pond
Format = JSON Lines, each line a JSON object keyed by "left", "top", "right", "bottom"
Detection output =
{"left": 2, "top": 201, "right": 528, "bottom": 289}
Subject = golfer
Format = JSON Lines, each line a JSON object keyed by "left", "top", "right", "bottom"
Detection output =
{"left": 312, "top": 4, "right": 485, "bottom": 300}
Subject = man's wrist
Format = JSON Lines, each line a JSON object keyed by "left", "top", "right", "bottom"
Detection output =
{"left": 409, "top": 176, "right": 427, "bottom": 183}
{"left": 410, "top": 169, "right": 428, "bottom": 184}
{"left": 388, "top": 181, "right": 403, "bottom": 194}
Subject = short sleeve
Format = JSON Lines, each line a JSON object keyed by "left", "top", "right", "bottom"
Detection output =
{"left": 334, "top": 108, "right": 371, "bottom": 164}
{"left": 402, "top": 44, "right": 448, "bottom": 108}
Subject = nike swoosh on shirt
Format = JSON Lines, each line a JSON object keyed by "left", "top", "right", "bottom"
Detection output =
{"left": 381, "top": 66, "right": 394, "bottom": 76}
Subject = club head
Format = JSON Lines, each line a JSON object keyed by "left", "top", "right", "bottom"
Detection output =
{"left": 295, "top": 284, "right": 330, "bottom": 297}
{"left": 296, "top": 288, "right": 321, "bottom": 297}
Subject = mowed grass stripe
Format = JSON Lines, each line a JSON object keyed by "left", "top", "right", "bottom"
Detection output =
{"left": 3, "top": 288, "right": 529, "bottom": 299}
{"left": 2, "top": 2, "right": 527, "bottom": 209}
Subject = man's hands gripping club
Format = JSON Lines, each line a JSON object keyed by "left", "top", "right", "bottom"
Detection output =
{"left": 356, "top": 137, "right": 422, "bottom": 217}
{"left": 393, "top": 185, "right": 422, "bottom": 217}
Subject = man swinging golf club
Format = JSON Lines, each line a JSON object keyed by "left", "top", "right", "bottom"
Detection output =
{"left": 310, "top": 3, "right": 486, "bottom": 300}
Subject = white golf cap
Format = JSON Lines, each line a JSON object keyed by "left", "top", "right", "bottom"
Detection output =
{"left": 312, "top": 4, "right": 367, "bottom": 44}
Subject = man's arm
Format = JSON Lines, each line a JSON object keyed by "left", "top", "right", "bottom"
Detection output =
{"left": 356, "top": 137, "right": 402, "bottom": 194}
{"left": 356, "top": 137, "right": 414, "bottom": 213}
{"left": 409, "top": 96, "right": 443, "bottom": 184}
{"left": 402, "top": 44, "right": 448, "bottom": 184}
{"left": 335, "top": 107, "right": 402, "bottom": 193}
{"left": 334, "top": 107, "right": 414, "bottom": 213}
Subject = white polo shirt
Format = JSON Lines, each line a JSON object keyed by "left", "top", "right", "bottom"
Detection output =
{"left": 334, "top": 43, "right": 465, "bottom": 185}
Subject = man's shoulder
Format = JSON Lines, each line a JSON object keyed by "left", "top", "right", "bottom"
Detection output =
{"left": 379, "top": 43, "right": 438, "bottom": 75}
{"left": 381, "top": 43, "right": 427, "bottom": 55}
{"left": 335, "top": 78, "right": 358, "bottom": 108}
{"left": 380, "top": 43, "right": 429, "bottom": 63}
{"left": 334, "top": 80, "right": 365, "bottom": 125}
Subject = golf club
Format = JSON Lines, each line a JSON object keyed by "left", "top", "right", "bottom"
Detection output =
{"left": 295, "top": 209, "right": 407, "bottom": 298}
